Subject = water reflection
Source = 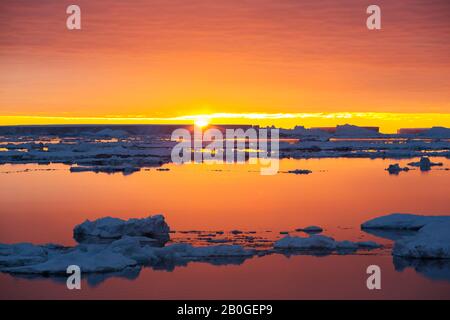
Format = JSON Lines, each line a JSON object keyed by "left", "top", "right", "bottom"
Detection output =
{"left": 393, "top": 256, "right": 450, "bottom": 282}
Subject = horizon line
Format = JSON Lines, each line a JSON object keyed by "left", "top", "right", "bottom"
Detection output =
{"left": 1, "top": 112, "right": 450, "bottom": 133}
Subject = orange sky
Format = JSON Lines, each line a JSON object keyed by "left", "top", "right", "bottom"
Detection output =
{"left": 0, "top": 0, "right": 449, "bottom": 131}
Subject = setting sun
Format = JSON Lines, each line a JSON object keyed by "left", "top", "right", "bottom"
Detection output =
{"left": 194, "top": 117, "right": 210, "bottom": 128}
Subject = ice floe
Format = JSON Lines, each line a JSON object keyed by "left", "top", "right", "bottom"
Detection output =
{"left": 295, "top": 226, "right": 323, "bottom": 233}
{"left": 273, "top": 235, "right": 381, "bottom": 253}
{"left": 361, "top": 213, "right": 449, "bottom": 230}
{"left": 407, "top": 157, "right": 443, "bottom": 171}
{"left": 362, "top": 214, "right": 450, "bottom": 259}
{"left": 73, "top": 215, "right": 170, "bottom": 245}
{"left": 393, "top": 221, "right": 450, "bottom": 259}
{"left": 386, "top": 164, "right": 410, "bottom": 174}
{"left": 286, "top": 169, "right": 312, "bottom": 175}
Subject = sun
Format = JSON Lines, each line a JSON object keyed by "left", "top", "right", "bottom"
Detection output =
{"left": 194, "top": 117, "right": 210, "bottom": 128}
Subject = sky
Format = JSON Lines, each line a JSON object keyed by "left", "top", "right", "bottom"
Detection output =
{"left": 0, "top": 0, "right": 449, "bottom": 132}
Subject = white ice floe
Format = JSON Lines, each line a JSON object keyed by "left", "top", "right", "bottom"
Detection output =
{"left": 362, "top": 213, "right": 450, "bottom": 259}
{"left": 361, "top": 213, "right": 450, "bottom": 230}
{"left": 0, "top": 236, "right": 255, "bottom": 274}
{"left": 393, "top": 221, "right": 450, "bottom": 259}
{"left": 386, "top": 164, "right": 410, "bottom": 174}
{"left": 73, "top": 215, "right": 170, "bottom": 244}
{"left": 273, "top": 235, "right": 381, "bottom": 252}
{"left": 0, "top": 243, "right": 51, "bottom": 267}
{"left": 295, "top": 226, "right": 323, "bottom": 233}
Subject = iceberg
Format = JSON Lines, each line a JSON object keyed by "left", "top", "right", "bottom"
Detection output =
{"left": 73, "top": 215, "right": 170, "bottom": 245}
{"left": 393, "top": 221, "right": 450, "bottom": 259}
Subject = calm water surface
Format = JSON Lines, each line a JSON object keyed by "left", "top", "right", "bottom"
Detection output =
{"left": 0, "top": 158, "right": 449, "bottom": 299}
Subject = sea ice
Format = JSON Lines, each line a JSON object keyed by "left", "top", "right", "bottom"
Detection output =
{"left": 286, "top": 169, "right": 312, "bottom": 175}
{"left": 361, "top": 213, "right": 450, "bottom": 230}
{"left": 73, "top": 215, "right": 170, "bottom": 244}
{"left": 0, "top": 237, "right": 256, "bottom": 275}
{"left": 362, "top": 213, "right": 450, "bottom": 259}
{"left": 407, "top": 157, "right": 443, "bottom": 171}
{"left": 393, "top": 221, "right": 450, "bottom": 259}
{"left": 295, "top": 226, "right": 323, "bottom": 233}
{"left": 273, "top": 235, "right": 380, "bottom": 252}
{"left": 386, "top": 164, "right": 410, "bottom": 174}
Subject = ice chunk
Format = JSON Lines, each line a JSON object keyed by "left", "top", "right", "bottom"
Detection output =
{"left": 73, "top": 215, "right": 170, "bottom": 244}
{"left": 393, "top": 221, "right": 450, "bottom": 259}
{"left": 407, "top": 157, "right": 443, "bottom": 171}
{"left": 274, "top": 235, "right": 336, "bottom": 250}
{"left": 274, "top": 235, "right": 382, "bottom": 253}
{"left": 295, "top": 226, "right": 323, "bottom": 233}
{"left": 0, "top": 238, "right": 255, "bottom": 275}
{"left": 386, "top": 164, "right": 409, "bottom": 174}
{"left": 286, "top": 169, "right": 312, "bottom": 175}
{"left": 3, "top": 245, "right": 138, "bottom": 274}
{"left": 0, "top": 243, "right": 49, "bottom": 267}
{"left": 361, "top": 213, "right": 450, "bottom": 230}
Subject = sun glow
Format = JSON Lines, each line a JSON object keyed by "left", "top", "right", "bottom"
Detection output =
{"left": 194, "top": 117, "right": 210, "bottom": 128}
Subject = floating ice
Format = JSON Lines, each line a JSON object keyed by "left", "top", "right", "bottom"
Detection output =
{"left": 393, "top": 221, "right": 450, "bottom": 259}
{"left": 407, "top": 157, "right": 443, "bottom": 171}
{"left": 0, "top": 237, "right": 255, "bottom": 275}
{"left": 361, "top": 213, "right": 450, "bottom": 231}
{"left": 362, "top": 214, "right": 450, "bottom": 259}
{"left": 286, "top": 169, "right": 312, "bottom": 175}
{"left": 273, "top": 235, "right": 381, "bottom": 252}
{"left": 295, "top": 226, "right": 323, "bottom": 233}
{"left": 73, "top": 215, "right": 170, "bottom": 245}
{"left": 386, "top": 164, "right": 410, "bottom": 174}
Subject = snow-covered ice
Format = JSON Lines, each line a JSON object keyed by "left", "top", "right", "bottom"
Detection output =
{"left": 295, "top": 226, "right": 323, "bottom": 233}
{"left": 362, "top": 213, "right": 450, "bottom": 259}
{"left": 393, "top": 221, "right": 450, "bottom": 259}
{"left": 361, "top": 213, "right": 450, "bottom": 230}
{"left": 273, "top": 235, "right": 381, "bottom": 252}
{"left": 73, "top": 215, "right": 170, "bottom": 245}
